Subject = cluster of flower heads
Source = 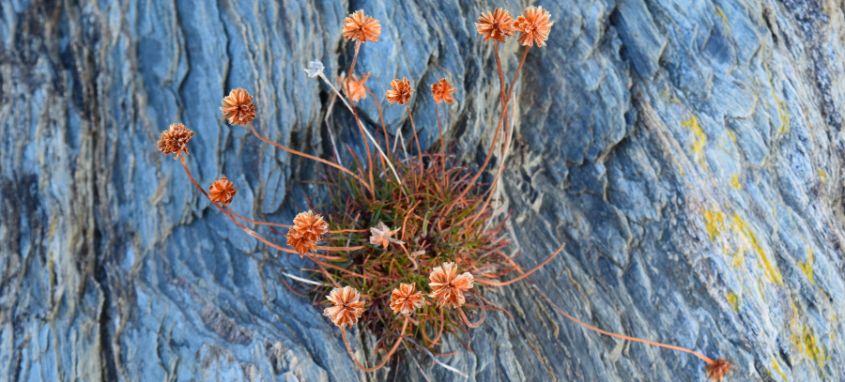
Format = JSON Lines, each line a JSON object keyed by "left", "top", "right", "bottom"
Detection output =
{"left": 476, "top": 6, "right": 553, "bottom": 47}
{"left": 336, "top": 10, "right": 457, "bottom": 108}
{"left": 323, "top": 261, "right": 474, "bottom": 327}
{"left": 286, "top": 210, "right": 329, "bottom": 255}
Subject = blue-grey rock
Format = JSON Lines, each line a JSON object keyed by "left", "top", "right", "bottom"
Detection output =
{"left": 1, "top": 0, "right": 844, "bottom": 381}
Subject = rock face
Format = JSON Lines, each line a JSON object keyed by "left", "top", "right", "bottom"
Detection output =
{"left": 2, "top": 0, "right": 844, "bottom": 381}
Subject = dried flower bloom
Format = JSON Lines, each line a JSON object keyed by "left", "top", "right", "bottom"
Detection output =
{"left": 428, "top": 262, "right": 474, "bottom": 308}
{"left": 514, "top": 6, "right": 553, "bottom": 47}
{"left": 385, "top": 78, "right": 412, "bottom": 105}
{"left": 221, "top": 88, "right": 257, "bottom": 126}
{"left": 305, "top": 60, "right": 325, "bottom": 78}
{"left": 323, "top": 286, "right": 366, "bottom": 328}
{"left": 705, "top": 359, "right": 732, "bottom": 381}
{"left": 342, "top": 73, "right": 370, "bottom": 103}
{"left": 208, "top": 176, "right": 236, "bottom": 205}
{"left": 158, "top": 123, "right": 194, "bottom": 157}
{"left": 431, "top": 78, "right": 455, "bottom": 104}
{"left": 286, "top": 210, "right": 329, "bottom": 255}
{"left": 476, "top": 8, "right": 515, "bottom": 43}
{"left": 369, "top": 221, "right": 403, "bottom": 249}
{"left": 390, "top": 283, "right": 425, "bottom": 316}
{"left": 342, "top": 10, "right": 381, "bottom": 43}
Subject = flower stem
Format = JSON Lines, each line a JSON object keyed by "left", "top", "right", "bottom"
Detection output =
{"left": 532, "top": 284, "right": 717, "bottom": 365}
{"left": 245, "top": 123, "right": 372, "bottom": 194}
{"left": 341, "top": 317, "right": 410, "bottom": 372}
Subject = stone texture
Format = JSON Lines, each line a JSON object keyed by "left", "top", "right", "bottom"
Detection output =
{"left": 2, "top": 0, "right": 844, "bottom": 381}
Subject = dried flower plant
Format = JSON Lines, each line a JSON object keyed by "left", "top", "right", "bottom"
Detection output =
{"left": 514, "top": 6, "right": 554, "bottom": 47}
{"left": 342, "top": 73, "right": 370, "bottom": 103}
{"left": 286, "top": 210, "right": 329, "bottom": 256}
{"left": 220, "top": 88, "right": 256, "bottom": 126}
{"left": 385, "top": 77, "right": 412, "bottom": 105}
{"left": 160, "top": 5, "right": 731, "bottom": 378}
{"left": 208, "top": 176, "right": 236, "bottom": 206}
{"left": 390, "top": 283, "right": 425, "bottom": 316}
{"left": 705, "top": 359, "right": 733, "bottom": 381}
{"left": 343, "top": 10, "right": 381, "bottom": 43}
{"left": 157, "top": 123, "right": 193, "bottom": 157}
{"left": 324, "top": 286, "right": 366, "bottom": 328}
{"left": 431, "top": 78, "right": 455, "bottom": 104}
{"left": 476, "top": 8, "right": 515, "bottom": 42}
{"left": 429, "top": 262, "right": 474, "bottom": 308}
{"left": 369, "top": 222, "right": 402, "bottom": 249}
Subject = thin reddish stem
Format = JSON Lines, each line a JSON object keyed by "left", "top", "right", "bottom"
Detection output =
{"left": 434, "top": 103, "right": 447, "bottom": 187}
{"left": 340, "top": 317, "right": 410, "bottom": 372}
{"left": 458, "top": 307, "right": 486, "bottom": 328}
{"left": 475, "top": 243, "right": 563, "bottom": 287}
{"left": 365, "top": 88, "right": 390, "bottom": 160}
{"left": 532, "top": 284, "right": 717, "bottom": 366}
{"left": 245, "top": 124, "right": 372, "bottom": 194}
{"left": 349, "top": 41, "right": 362, "bottom": 76}
{"left": 349, "top": 106, "right": 376, "bottom": 197}
{"left": 316, "top": 245, "right": 366, "bottom": 252}
{"left": 176, "top": 157, "right": 371, "bottom": 277}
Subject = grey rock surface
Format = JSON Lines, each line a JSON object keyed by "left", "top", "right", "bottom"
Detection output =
{"left": 2, "top": 0, "right": 844, "bottom": 381}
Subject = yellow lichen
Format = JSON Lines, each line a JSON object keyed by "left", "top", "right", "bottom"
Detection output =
{"left": 726, "top": 291, "right": 740, "bottom": 311}
{"left": 704, "top": 210, "right": 726, "bottom": 240}
{"left": 818, "top": 168, "right": 828, "bottom": 183}
{"left": 770, "top": 357, "right": 788, "bottom": 381}
{"left": 775, "top": 94, "right": 790, "bottom": 136}
{"left": 732, "top": 213, "right": 783, "bottom": 285}
{"left": 730, "top": 174, "right": 742, "bottom": 189}
{"left": 792, "top": 325, "right": 828, "bottom": 367}
{"left": 799, "top": 248, "right": 814, "bottom": 284}
{"left": 715, "top": 6, "right": 729, "bottom": 28}
{"left": 681, "top": 115, "right": 707, "bottom": 167}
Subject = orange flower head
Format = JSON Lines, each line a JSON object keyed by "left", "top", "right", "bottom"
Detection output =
{"left": 342, "top": 10, "right": 381, "bottom": 43}
{"left": 476, "top": 8, "right": 515, "bottom": 43}
{"left": 221, "top": 88, "right": 256, "bottom": 126}
{"left": 323, "top": 286, "right": 366, "bottom": 328}
{"left": 514, "top": 6, "right": 553, "bottom": 47}
{"left": 389, "top": 283, "right": 425, "bottom": 316}
{"left": 705, "top": 359, "right": 732, "bottom": 381}
{"left": 428, "top": 262, "right": 474, "bottom": 308}
{"left": 431, "top": 78, "right": 455, "bottom": 104}
{"left": 208, "top": 176, "right": 236, "bottom": 205}
{"left": 158, "top": 123, "right": 194, "bottom": 157}
{"left": 286, "top": 210, "right": 329, "bottom": 256}
{"left": 342, "top": 73, "right": 370, "bottom": 103}
{"left": 369, "top": 221, "right": 403, "bottom": 249}
{"left": 386, "top": 78, "right": 412, "bottom": 105}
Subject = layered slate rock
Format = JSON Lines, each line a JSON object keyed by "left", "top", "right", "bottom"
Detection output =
{"left": 1, "top": 0, "right": 844, "bottom": 381}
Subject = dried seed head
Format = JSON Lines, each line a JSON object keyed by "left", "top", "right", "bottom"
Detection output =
{"left": 342, "top": 73, "right": 370, "bottom": 103}
{"left": 342, "top": 10, "right": 381, "bottom": 43}
{"left": 390, "top": 283, "right": 425, "bottom": 316}
{"left": 221, "top": 88, "right": 256, "bottom": 126}
{"left": 386, "top": 78, "right": 412, "bottom": 105}
{"left": 208, "top": 176, "right": 236, "bottom": 205}
{"left": 286, "top": 210, "right": 329, "bottom": 256}
{"left": 705, "top": 359, "right": 732, "bottom": 381}
{"left": 158, "top": 123, "right": 194, "bottom": 157}
{"left": 476, "top": 8, "right": 515, "bottom": 43}
{"left": 323, "top": 286, "right": 366, "bottom": 328}
{"left": 305, "top": 60, "right": 325, "bottom": 78}
{"left": 369, "top": 221, "right": 403, "bottom": 249}
{"left": 431, "top": 78, "right": 455, "bottom": 104}
{"left": 429, "top": 262, "right": 474, "bottom": 308}
{"left": 514, "top": 6, "right": 553, "bottom": 47}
